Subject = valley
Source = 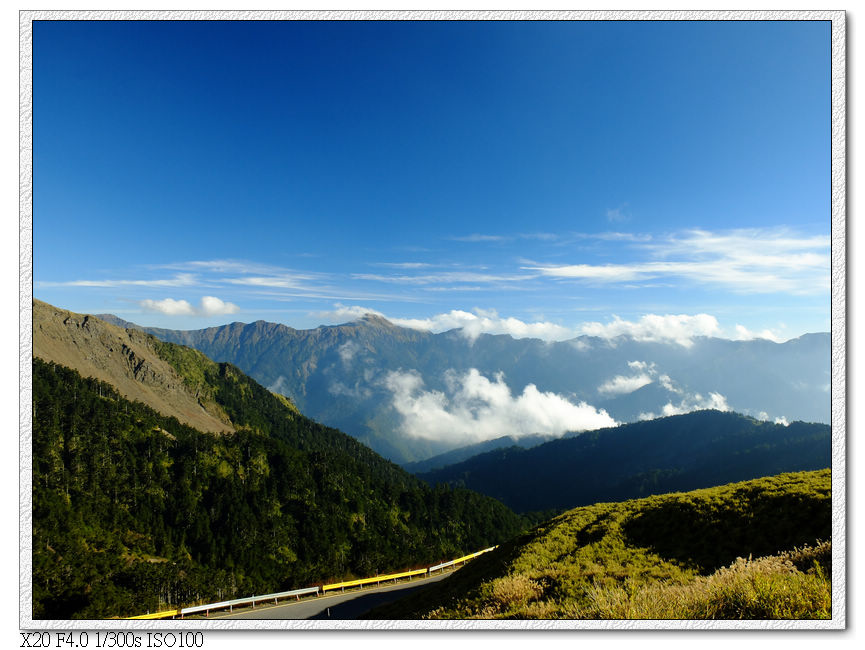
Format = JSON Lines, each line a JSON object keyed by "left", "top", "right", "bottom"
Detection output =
{"left": 97, "top": 310, "right": 830, "bottom": 464}
{"left": 31, "top": 301, "right": 833, "bottom": 620}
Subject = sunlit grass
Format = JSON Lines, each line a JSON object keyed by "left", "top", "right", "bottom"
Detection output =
{"left": 367, "top": 469, "right": 831, "bottom": 620}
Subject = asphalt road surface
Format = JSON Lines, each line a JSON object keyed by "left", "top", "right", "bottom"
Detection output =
{"left": 209, "top": 571, "right": 452, "bottom": 620}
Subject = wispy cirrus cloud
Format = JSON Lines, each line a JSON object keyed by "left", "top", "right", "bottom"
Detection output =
{"left": 351, "top": 271, "right": 535, "bottom": 286}
{"left": 38, "top": 273, "right": 200, "bottom": 288}
{"left": 448, "top": 232, "right": 561, "bottom": 243}
{"left": 450, "top": 233, "right": 509, "bottom": 243}
{"left": 153, "top": 260, "right": 286, "bottom": 275}
{"left": 606, "top": 203, "right": 631, "bottom": 223}
{"left": 371, "top": 262, "right": 434, "bottom": 269}
{"left": 524, "top": 228, "right": 829, "bottom": 295}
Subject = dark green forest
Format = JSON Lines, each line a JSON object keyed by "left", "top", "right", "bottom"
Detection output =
{"left": 418, "top": 410, "right": 831, "bottom": 513}
{"left": 32, "top": 359, "right": 525, "bottom": 619}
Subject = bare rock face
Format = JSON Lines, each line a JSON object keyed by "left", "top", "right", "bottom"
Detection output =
{"left": 33, "top": 300, "right": 234, "bottom": 434}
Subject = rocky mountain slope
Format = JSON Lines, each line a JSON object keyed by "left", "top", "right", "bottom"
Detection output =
{"left": 34, "top": 299, "right": 233, "bottom": 434}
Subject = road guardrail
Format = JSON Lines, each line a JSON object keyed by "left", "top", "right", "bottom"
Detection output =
{"left": 125, "top": 545, "right": 497, "bottom": 619}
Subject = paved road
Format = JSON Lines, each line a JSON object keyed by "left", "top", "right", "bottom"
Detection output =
{"left": 209, "top": 572, "right": 452, "bottom": 620}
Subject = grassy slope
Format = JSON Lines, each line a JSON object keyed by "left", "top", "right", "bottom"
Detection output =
{"left": 366, "top": 469, "right": 831, "bottom": 619}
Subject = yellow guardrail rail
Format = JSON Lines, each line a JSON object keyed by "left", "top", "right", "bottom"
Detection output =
{"left": 321, "top": 567, "right": 427, "bottom": 592}
{"left": 451, "top": 549, "right": 487, "bottom": 564}
{"left": 126, "top": 609, "right": 180, "bottom": 620}
{"left": 124, "top": 545, "right": 498, "bottom": 618}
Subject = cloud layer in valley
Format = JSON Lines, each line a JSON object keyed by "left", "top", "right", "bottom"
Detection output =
{"left": 384, "top": 368, "right": 617, "bottom": 445}
{"left": 597, "top": 361, "right": 657, "bottom": 396}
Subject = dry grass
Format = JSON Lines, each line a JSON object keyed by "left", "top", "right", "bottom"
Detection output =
{"left": 579, "top": 543, "right": 831, "bottom": 620}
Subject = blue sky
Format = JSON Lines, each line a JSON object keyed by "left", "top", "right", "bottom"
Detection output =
{"left": 33, "top": 19, "right": 831, "bottom": 343}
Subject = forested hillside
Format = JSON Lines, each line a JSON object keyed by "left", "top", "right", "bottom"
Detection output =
{"left": 32, "top": 359, "right": 525, "bottom": 619}
{"left": 418, "top": 410, "right": 831, "bottom": 513}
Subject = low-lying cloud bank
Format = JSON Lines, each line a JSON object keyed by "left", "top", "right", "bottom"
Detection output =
{"left": 578, "top": 314, "right": 720, "bottom": 347}
{"left": 316, "top": 304, "right": 787, "bottom": 346}
{"left": 383, "top": 368, "right": 617, "bottom": 446}
{"left": 639, "top": 391, "right": 731, "bottom": 421}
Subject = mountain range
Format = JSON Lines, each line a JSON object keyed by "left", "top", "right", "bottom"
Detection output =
{"left": 30, "top": 300, "right": 833, "bottom": 619}
{"left": 97, "top": 311, "right": 831, "bottom": 463}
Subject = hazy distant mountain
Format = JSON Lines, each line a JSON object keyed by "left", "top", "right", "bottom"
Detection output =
{"left": 94, "top": 312, "right": 831, "bottom": 464}
{"left": 401, "top": 433, "right": 558, "bottom": 474}
{"left": 417, "top": 410, "right": 831, "bottom": 513}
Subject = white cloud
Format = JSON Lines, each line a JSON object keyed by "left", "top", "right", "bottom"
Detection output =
{"left": 315, "top": 304, "right": 576, "bottom": 342}
{"left": 606, "top": 204, "right": 630, "bottom": 223}
{"left": 734, "top": 324, "right": 784, "bottom": 343}
{"left": 383, "top": 368, "right": 617, "bottom": 445}
{"left": 338, "top": 341, "right": 361, "bottom": 365}
{"left": 639, "top": 391, "right": 731, "bottom": 420}
{"left": 316, "top": 305, "right": 802, "bottom": 348}
{"left": 597, "top": 360, "right": 661, "bottom": 396}
{"left": 268, "top": 375, "right": 289, "bottom": 394}
{"left": 391, "top": 309, "right": 574, "bottom": 342}
{"left": 198, "top": 296, "right": 240, "bottom": 316}
{"left": 328, "top": 380, "right": 372, "bottom": 400}
{"left": 657, "top": 374, "right": 679, "bottom": 393}
{"left": 598, "top": 373, "right": 654, "bottom": 396}
{"left": 579, "top": 314, "right": 721, "bottom": 347}
{"left": 224, "top": 274, "right": 322, "bottom": 289}
{"left": 140, "top": 296, "right": 239, "bottom": 317}
{"left": 140, "top": 298, "right": 195, "bottom": 316}
{"left": 756, "top": 411, "right": 790, "bottom": 426}
{"left": 315, "top": 304, "right": 385, "bottom": 322}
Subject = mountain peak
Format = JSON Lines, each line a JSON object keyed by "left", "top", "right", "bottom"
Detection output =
{"left": 356, "top": 313, "right": 399, "bottom": 329}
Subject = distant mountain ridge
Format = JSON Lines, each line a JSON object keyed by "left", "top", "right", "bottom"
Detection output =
{"left": 416, "top": 409, "right": 831, "bottom": 513}
{"left": 401, "top": 433, "right": 559, "bottom": 474}
{"left": 94, "top": 310, "right": 830, "bottom": 463}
